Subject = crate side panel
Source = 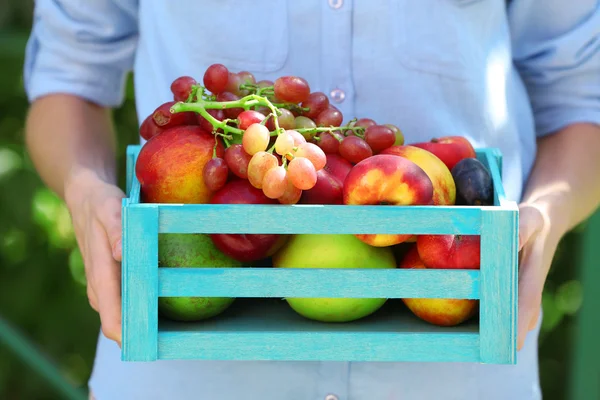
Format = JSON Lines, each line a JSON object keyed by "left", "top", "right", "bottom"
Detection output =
{"left": 158, "top": 204, "right": 481, "bottom": 235}
{"left": 479, "top": 209, "right": 518, "bottom": 364}
{"left": 479, "top": 148, "right": 507, "bottom": 207}
{"left": 122, "top": 206, "right": 159, "bottom": 361}
{"left": 157, "top": 331, "right": 480, "bottom": 362}
{"left": 158, "top": 268, "right": 481, "bottom": 299}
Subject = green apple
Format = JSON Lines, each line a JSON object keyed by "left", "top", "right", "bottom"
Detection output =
{"left": 158, "top": 233, "right": 242, "bottom": 321}
{"left": 272, "top": 234, "right": 396, "bottom": 322}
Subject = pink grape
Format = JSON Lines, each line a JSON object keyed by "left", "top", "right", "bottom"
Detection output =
{"left": 286, "top": 130, "right": 307, "bottom": 146}
{"left": 170, "top": 76, "right": 197, "bottom": 102}
{"left": 203, "top": 64, "right": 229, "bottom": 94}
{"left": 203, "top": 157, "right": 229, "bottom": 191}
{"left": 262, "top": 166, "right": 288, "bottom": 199}
{"left": 294, "top": 116, "right": 317, "bottom": 140}
{"left": 242, "top": 123, "right": 270, "bottom": 155}
{"left": 339, "top": 136, "right": 373, "bottom": 164}
{"left": 288, "top": 157, "right": 317, "bottom": 190}
{"left": 294, "top": 142, "right": 326, "bottom": 171}
{"left": 247, "top": 151, "right": 279, "bottom": 189}
{"left": 277, "top": 179, "right": 303, "bottom": 205}
{"left": 275, "top": 132, "right": 295, "bottom": 156}
{"left": 274, "top": 76, "right": 311, "bottom": 104}
{"left": 224, "top": 144, "right": 252, "bottom": 179}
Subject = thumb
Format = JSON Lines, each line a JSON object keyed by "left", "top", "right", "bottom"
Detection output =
{"left": 98, "top": 196, "right": 124, "bottom": 262}
{"left": 518, "top": 204, "right": 544, "bottom": 251}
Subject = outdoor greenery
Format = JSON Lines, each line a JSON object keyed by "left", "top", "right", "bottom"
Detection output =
{"left": 0, "top": 2, "right": 588, "bottom": 399}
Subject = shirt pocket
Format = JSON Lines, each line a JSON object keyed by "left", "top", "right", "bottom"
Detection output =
{"left": 388, "top": 0, "right": 488, "bottom": 81}
{"left": 175, "top": 0, "right": 289, "bottom": 73}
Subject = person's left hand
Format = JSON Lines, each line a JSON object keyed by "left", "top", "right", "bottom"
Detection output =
{"left": 516, "top": 201, "right": 565, "bottom": 350}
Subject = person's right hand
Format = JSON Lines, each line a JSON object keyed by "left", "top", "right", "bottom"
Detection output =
{"left": 64, "top": 169, "right": 125, "bottom": 346}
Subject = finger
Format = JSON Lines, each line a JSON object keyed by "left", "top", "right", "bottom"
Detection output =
{"left": 88, "top": 220, "right": 122, "bottom": 346}
{"left": 517, "top": 241, "right": 545, "bottom": 350}
{"left": 529, "top": 306, "right": 541, "bottom": 330}
{"left": 87, "top": 284, "right": 99, "bottom": 312}
{"left": 98, "top": 196, "right": 124, "bottom": 262}
{"left": 517, "top": 205, "right": 543, "bottom": 251}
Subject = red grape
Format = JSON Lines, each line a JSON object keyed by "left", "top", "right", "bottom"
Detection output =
{"left": 294, "top": 116, "right": 317, "bottom": 140}
{"left": 364, "top": 125, "right": 396, "bottom": 153}
{"left": 294, "top": 142, "right": 327, "bottom": 171}
{"left": 301, "top": 92, "right": 329, "bottom": 119}
{"left": 237, "top": 110, "right": 265, "bottom": 130}
{"left": 170, "top": 76, "right": 197, "bottom": 102}
{"left": 238, "top": 71, "right": 256, "bottom": 85}
{"left": 274, "top": 76, "right": 311, "bottom": 104}
{"left": 275, "top": 131, "right": 295, "bottom": 156}
{"left": 278, "top": 179, "right": 303, "bottom": 205}
{"left": 224, "top": 144, "right": 252, "bottom": 179}
{"left": 243, "top": 123, "right": 270, "bottom": 155}
{"left": 203, "top": 157, "right": 229, "bottom": 191}
{"left": 152, "top": 101, "right": 197, "bottom": 128}
{"left": 355, "top": 118, "right": 377, "bottom": 129}
{"left": 262, "top": 166, "right": 288, "bottom": 199}
{"left": 248, "top": 151, "right": 279, "bottom": 189}
{"left": 315, "top": 105, "right": 343, "bottom": 127}
{"left": 140, "top": 114, "right": 165, "bottom": 140}
{"left": 203, "top": 64, "right": 229, "bottom": 94}
{"left": 278, "top": 108, "right": 296, "bottom": 130}
{"left": 216, "top": 92, "right": 244, "bottom": 119}
{"left": 317, "top": 131, "right": 341, "bottom": 154}
{"left": 386, "top": 124, "right": 405, "bottom": 146}
{"left": 197, "top": 109, "right": 225, "bottom": 133}
{"left": 339, "top": 136, "right": 373, "bottom": 164}
{"left": 288, "top": 157, "right": 318, "bottom": 190}
{"left": 257, "top": 80, "right": 274, "bottom": 89}
{"left": 224, "top": 72, "right": 247, "bottom": 97}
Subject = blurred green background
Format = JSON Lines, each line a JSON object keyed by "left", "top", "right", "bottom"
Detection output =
{"left": 1, "top": 2, "right": 599, "bottom": 400}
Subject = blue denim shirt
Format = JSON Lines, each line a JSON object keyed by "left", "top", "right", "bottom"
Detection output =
{"left": 24, "top": 1, "right": 600, "bottom": 399}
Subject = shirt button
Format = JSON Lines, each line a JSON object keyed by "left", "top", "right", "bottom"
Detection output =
{"left": 329, "top": 88, "right": 345, "bottom": 103}
{"left": 328, "top": 0, "right": 343, "bottom": 10}
{"left": 325, "top": 395, "right": 339, "bottom": 400}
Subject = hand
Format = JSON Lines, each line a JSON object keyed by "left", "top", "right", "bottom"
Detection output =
{"left": 64, "top": 169, "right": 125, "bottom": 346}
{"left": 516, "top": 201, "right": 564, "bottom": 350}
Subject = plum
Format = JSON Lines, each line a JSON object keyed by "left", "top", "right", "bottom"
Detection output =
{"left": 451, "top": 158, "right": 493, "bottom": 206}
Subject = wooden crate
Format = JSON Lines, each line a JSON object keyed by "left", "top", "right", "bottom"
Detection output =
{"left": 121, "top": 145, "right": 518, "bottom": 364}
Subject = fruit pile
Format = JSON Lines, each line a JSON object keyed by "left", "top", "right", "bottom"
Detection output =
{"left": 135, "top": 64, "right": 495, "bottom": 327}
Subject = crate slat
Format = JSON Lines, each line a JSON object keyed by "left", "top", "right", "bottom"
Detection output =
{"left": 158, "top": 267, "right": 480, "bottom": 299}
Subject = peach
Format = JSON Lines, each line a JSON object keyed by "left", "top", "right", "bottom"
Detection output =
{"left": 135, "top": 125, "right": 224, "bottom": 204}
{"left": 410, "top": 135, "right": 476, "bottom": 171}
{"left": 381, "top": 145, "right": 456, "bottom": 206}
{"left": 399, "top": 246, "right": 478, "bottom": 326}
{"left": 343, "top": 154, "right": 433, "bottom": 247}
{"left": 416, "top": 234, "right": 481, "bottom": 270}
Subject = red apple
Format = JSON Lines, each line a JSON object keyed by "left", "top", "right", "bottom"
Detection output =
{"left": 343, "top": 154, "right": 434, "bottom": 247}
{"left": 135, "top": 125, "right": 223, "bottom": 204}
{"left": 399, "top": 246, "right": 478, "bottom": 326}
{"left": 323, "top": 153, "right": 353, "bottom": 185}
{"left": 209, "top": 179, "right": 288, "bottom": 263}
{"left": 300, "top": 169, "right": 343, "bottom": 205}
{"left": 416, "top": 234, "right": 480, "bottom": 269}
{"left": 410, "top": 135, "right": 476, "bottom": 171}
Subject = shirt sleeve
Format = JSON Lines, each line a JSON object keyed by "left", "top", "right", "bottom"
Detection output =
{"left": 508, "top": 0, "right": 600, "bottom": 137}
{"left": 23, "top": 0, "right": 138, "bottom": 108}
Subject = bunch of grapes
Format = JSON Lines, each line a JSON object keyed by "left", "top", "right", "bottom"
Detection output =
{"left": 139, "top": 63, "right": 405, "bottom": 204}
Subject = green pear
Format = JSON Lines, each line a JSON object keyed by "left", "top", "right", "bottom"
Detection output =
{"left": 272, "top": 234, "right": 396, "bottom": 322}
{"left": 158, "top": 233, "right": 242, "bottom": 321}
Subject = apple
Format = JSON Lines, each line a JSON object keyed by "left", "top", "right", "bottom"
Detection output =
{"left": 380, "top": 145, "right": 456, "bottom": 206}
{"left": 158, "top": 233, "right": 242, "bottom": 321}
{"left": 323, "top": 153, "right": 353, "bottom": 184}
{"left": 272, "top": 234, "right": 396, "bottom": 322}
{"left": 209, "top": 179, "right": 288, "bottom": 263}
{"left": 343, "top": 154, "right": 434, "bottom": 247}
{"left": 399, "top": 246, "right": 478, "bottom": 326}
{"left": 300, "top": 169, "right": 343, "bottom": 205}
{"left": 410, "top": 135, "right": 476, "bottom": 171}
{"left": 416, "top": 234, "right": 481, "bottom": 270}
{"left": 135, "top": 125, "right": 223, "bottom": 204}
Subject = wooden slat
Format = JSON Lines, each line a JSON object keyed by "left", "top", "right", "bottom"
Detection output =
{"left": 479, "top": 208, "right": 518, "bottom": 364}
{"left": 121, "top": 206, "right": 159, "bottom": 361}
{"left": 156, "top": 204, "right": 482, "bottom": 235}
{"left": 158, "top": 267, "right": 481, "bottom": 299}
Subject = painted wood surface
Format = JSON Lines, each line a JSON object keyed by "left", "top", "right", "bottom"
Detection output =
{"left": 122, "top": 145, "right": 519, "bottom": 364}
{"left": 156, "top": 299, "right": 480, "bottom": 362}
{"left": 158, "top": 267, "right": 480, "bottom": 299}
{"left": 479, "top": 208, "right": 518, "bottom": 364}
{"left": 121, "top": 205, "right": 159, "bottom": 361}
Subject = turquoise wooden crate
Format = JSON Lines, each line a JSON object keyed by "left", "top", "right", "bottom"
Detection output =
{"left": 121, "top": 145, "right": 518, "bottom": 364}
